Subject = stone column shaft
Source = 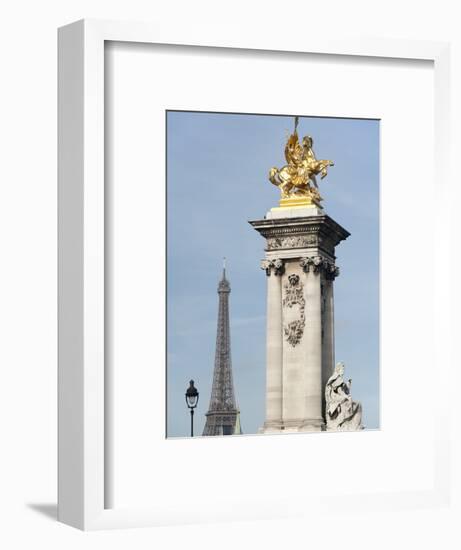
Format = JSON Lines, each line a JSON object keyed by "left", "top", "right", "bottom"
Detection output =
{"left": 264, "top": 270, "right": 283, "bottom": 429}
{"left": 322, "top": 279, "right": 335, "bottom": 415}
{"left": 282, "top": 263, "right": 306, "bottom": 428}
{"left": 302, "top": 266, "right": 323, "bottom": 430}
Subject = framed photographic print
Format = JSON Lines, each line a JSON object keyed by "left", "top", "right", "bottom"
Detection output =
{"left": 58, "top": 19, "right": 453, "bottom": 531}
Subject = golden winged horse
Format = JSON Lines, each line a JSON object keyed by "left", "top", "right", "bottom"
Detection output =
{"left": 269, "top": 117, "right": 334, "bottom": 201}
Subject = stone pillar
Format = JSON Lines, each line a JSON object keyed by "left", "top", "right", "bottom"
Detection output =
{"left": 300, "top": 257, "right": 323, "bottom": 430}
{"left": 321, "top": 272, "right": 337, "bottom": 416}
{"left": 261, "top": 259, "right": 284, "bottom": 431}
{"left": 250, "top": 207, "right": 350, "bottom": 433}
{"left": 281, "top": 264, "right": 306, "bottom": 430}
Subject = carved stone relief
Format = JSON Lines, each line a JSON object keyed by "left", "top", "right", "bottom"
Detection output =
{"left": 266, "top": 234, "right": 317, "bottom": 250}
{"left": 282, "top": 274, "right": 306, "bottom": 347}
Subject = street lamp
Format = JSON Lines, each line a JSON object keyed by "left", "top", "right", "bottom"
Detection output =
{"left": 185, "top": 380, "right": 199, "bottom": 437}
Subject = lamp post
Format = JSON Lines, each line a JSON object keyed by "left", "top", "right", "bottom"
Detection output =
{"left": 185, "top": 380, "right": 199, "bottom": 437}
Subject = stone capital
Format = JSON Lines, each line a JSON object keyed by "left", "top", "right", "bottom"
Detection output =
{"left": 261, "top": 258, "right": 285, "bottom": 276}
{"left": 300, "top": 256, "right": 340, "bottom": 279}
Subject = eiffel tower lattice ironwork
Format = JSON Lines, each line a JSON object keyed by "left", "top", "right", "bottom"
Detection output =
{"left": 203, "top": 261, "right": 242, "bottom": 436}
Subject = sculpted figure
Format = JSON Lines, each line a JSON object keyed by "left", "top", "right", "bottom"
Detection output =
{"left": 325, "top": 362, "right": 363, "bottom": 431}
{"left": 269, "top": 116, "right": 334, "bottom": 201}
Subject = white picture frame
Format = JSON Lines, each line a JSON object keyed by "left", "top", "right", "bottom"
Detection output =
{"left": 58, "top": 19, "right": 453, "bottom": 530}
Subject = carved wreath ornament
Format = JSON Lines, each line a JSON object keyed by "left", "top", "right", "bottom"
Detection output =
{"left": 282, "top": 274, "right": 306, "bottom": 347}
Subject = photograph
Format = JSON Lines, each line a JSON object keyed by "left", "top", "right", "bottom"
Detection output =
{"left": 166, "top": 111, "right": 380, "bottom": 438}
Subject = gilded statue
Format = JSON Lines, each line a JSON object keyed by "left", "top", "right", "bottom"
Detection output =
{"left": 269, "top": 116, "right": 334, "bottom": 206}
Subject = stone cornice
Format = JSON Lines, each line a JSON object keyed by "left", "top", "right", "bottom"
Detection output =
{"left": 249, "top": 214, "right": 349, "bottom": 241}
{"left": 249, "top": 214, "right": 350, "bottom": 255}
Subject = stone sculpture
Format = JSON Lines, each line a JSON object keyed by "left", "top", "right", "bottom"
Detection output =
{"left": 325, "top": 362, "right": 363, "bottom": 431}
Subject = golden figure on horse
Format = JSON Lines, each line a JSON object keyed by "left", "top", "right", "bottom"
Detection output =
{"left": 269, "top": 116, "right": 334, "bottom": 207}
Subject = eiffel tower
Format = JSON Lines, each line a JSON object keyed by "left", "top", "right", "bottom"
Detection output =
{"left": 203, "top": 261, "right": 242, "bottom": 436}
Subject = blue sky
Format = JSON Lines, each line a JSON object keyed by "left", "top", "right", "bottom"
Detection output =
{"left": 166, "top": 111, "right": 380, "bottom": 437}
